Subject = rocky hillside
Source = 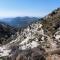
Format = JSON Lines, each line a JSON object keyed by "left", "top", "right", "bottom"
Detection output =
{"left": 42, "top": 8, "right": 60, "bottom": 36}
{"left": 0, "top": 8, "right": 60, "bottom": 60}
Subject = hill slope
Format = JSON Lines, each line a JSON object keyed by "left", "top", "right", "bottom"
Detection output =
{"left": 0, "top": 22, "right": 17, "bottom": 45}
{"left": 42, "top": 8, "right": 60, "bottom": 36}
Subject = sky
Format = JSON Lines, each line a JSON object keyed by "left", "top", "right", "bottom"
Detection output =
{"left": 0, "top": 0, "right": 60, "bottom": 18}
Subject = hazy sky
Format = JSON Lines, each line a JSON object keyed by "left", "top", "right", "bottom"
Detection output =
{"left": 0, "top": 0, "right": 60, "bottom": 18}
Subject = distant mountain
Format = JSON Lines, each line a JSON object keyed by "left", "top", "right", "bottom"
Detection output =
{"left": 0, "top": 17, "right": 39, "bottom": 28}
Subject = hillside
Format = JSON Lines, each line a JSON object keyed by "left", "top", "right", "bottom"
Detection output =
{"left": 0, "top": 22, "right": 17, "bottom": 45}
{"left": 0, "top": 8, "right": 60, "bottom": 60}
{"left": 42, "top": 8, "right": 60, "bottom": 36}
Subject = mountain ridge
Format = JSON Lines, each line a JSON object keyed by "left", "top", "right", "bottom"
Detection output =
{"left": 0, "top": 8, "right": 60, "bottom": 60}
{"left": 0, "top": 17, "right": 39, "bottom": 28}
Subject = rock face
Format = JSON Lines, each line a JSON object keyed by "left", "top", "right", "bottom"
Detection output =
{"left": 0, "top": 8, "right": 60, "bottom": 60}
